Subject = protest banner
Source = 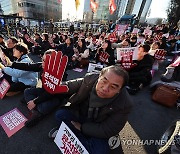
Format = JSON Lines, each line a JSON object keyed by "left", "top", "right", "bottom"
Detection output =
{"left": 54, "top": 122, "right": 89, "bottom": 154}
{"left": 87, "top": 63, "right": 104, "bottom": 73}
{"left": 136, "top": 38, "right": 145, "bottom": 45}
{"left": 117, "top": 47, "right": 138, "bottom": 61}
{"left": 117, "top": 47, "right": 138, "bottom": 70}
{"left": 42, "top": 51, "right": 68, "bottom": 94}
{"left": 115, "top": 24, "right": 128, "bottom": 36}
{"left": 0, "top": 79, "right": 10, "bottom": 99}
{"left": 0, "top": 108, "right": 27, "bottom": 137}
{"left": 132, "top": 28, "right": 139, "bottom": 34}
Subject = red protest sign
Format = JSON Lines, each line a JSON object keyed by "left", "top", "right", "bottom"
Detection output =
{"left": 154, "top": 49, "right": 166, "bottom": 60}
{"left": 108, "top": 32, "right": 117, "bottom": 43}
{"left": 117, "top": 47, "right": 138, "bottom": 70}
{"left": 120, "top": 52, "right": 137, "bottom": 70}
{"left": 0, "top": 108, "right": 27, "bottom": 137}
{"left": 42, "top": 51, "right": 69, "bottom": 94}
{"left": 99, "top": 51, "right": 110, "bottom": 63}
{"left": 0, "top": 79, "right": 10, "bottom": 99}
{"left": 115, "top": 24, "right": 128, "bottom": 36}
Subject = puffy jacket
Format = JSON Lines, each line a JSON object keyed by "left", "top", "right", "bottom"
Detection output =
{"left": 64, "top": 73, "right": 133, "bottom": 139}
{"left": 3, "top": 54, "right": 38, "bottom": 86}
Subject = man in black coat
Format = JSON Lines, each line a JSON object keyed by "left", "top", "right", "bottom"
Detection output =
{"left": 49, "top": 65, "right": 133, "bottom": 154}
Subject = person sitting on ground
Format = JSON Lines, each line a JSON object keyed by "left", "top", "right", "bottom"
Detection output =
{"left": 48, "top": 65, "right": 132, "bottom": 154}
{"left": 95, "top": 39, "right": 115, "bottom": 66}
{"left": 40, "top": 33, "right": 52, "bottom": 55}
{"left": 3, "top": 37, "right": 18, "bottom": 61}
{"left": 6, "top": 49, "right": 68, "bottom": 127}
{"left": 72, "top": 37, "right": 90, "bottom": 68}
{"left": 127, "top": 44, "right": 154, "bottom": 94}
{"left": 56, "top": 37, "right": 74, "bottom": 69}
{"left": 0, "top": 42, "right": 38, "bottom": 96}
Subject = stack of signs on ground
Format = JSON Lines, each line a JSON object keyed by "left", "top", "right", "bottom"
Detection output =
{"left": 0, "top": 108, "right": 27, "bottom": 137}
{"left": 54, "top": 122, "right": 89, "bottom": 154}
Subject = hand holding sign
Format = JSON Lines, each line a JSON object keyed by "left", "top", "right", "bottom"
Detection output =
{"left": 154, "top": 49, "right": 166, "bottom": 60}
{"left": 42, "top": 51, "right": 69, "bottom": 94}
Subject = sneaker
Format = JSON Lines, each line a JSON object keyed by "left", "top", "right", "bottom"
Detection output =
{"left": 6, "top": 91, "right": 21, "bottom": 96}
{"left": 25, "top": 111, "right": 43, "bottom": 127}
{"left": 48, "top": 127, "right": 59, "bottom": 139}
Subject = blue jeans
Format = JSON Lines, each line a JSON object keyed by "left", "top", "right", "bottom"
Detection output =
{"left": 55, "top": 109, "right": 110, "bottom": 154}
{"left": 24, "top": 87, "right": 61, "bottom": 115}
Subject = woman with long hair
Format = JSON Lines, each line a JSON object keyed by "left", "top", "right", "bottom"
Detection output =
{"left": 95, "top": 39, "right": 115, "bottom": 66}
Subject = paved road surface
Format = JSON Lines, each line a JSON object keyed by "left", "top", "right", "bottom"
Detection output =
{"left": 0, "top": 54, "right": 179, "bottom": 154}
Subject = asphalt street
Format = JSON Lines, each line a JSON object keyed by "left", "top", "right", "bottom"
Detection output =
{"left": 0, "top": 54, "right": 179, "bottom": 154}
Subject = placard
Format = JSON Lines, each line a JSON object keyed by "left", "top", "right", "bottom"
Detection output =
{"left": 143, "top": 29, "right": 152, "bottom": 36}
{"left": 117, "top": 47, "right": 138, "bottom": 61}
{"left": 87, "top": 63, "right": 104, "bottom": 73}
{"left": 136, "top": 38, "right": 145, "bottom": 45}
{"left": 42, "top": 51, "right": 68, "bottom": 94}
{"left": 115, "top": 24, "right": 128, "bottom": 36}
{"left": 0, "top": 79, "right": 10, "bottom": 99}
{"left": 54, "top": 122, "right": 89, "bottom": 154}
{"left": 0, "top": 108, "right": 27, "bottom": 137}
{"left": 132, "top": 28, "right": 139, "bottom": 34}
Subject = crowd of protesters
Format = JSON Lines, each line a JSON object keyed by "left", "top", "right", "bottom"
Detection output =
{"left": 0, "top": 21, "right": 180, "bottom": 153}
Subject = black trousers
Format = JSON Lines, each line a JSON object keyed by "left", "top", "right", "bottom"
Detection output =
{"left": 8, "top": 82, "right": 30, "bottom": 92}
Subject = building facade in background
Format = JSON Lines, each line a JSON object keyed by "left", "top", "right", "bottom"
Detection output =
{"left": 83, "top": 0, "right": 152, "bottom": 23}
{"left": 117, "top": 0, "right": 129, "bottom": 18}
{"left": 0, "top": 0, "right": 62, "bottom": 22}
{"left": 140, "top": 0, "right": 152, "bottom": 22}
{"left": 0, "top": 3, "right": 3, "bottom": 15}
{"left": 83, "top": 0, "right": 122, "bottom": 23}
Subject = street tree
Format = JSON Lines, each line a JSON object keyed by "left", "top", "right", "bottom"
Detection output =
{"left": 167, "top": 0, "right": 180, "bottom": 27}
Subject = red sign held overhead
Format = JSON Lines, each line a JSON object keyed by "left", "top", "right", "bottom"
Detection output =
{"left": 0, "top": 79, "right": 10, "bottom": 99}
{"left": 42, "top": 51, "right": 69, "bottom": 94}
{"left": 108, "top": 32, "right": 117, "bottom": 43}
